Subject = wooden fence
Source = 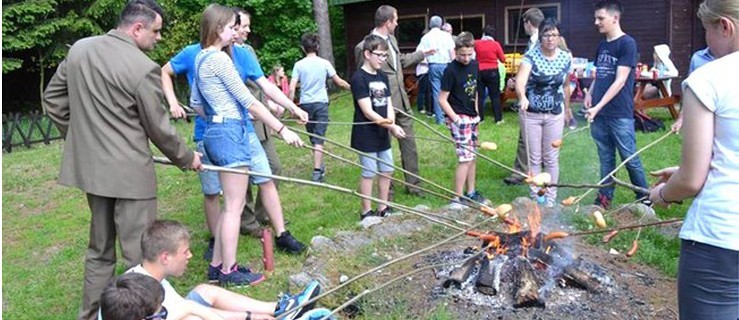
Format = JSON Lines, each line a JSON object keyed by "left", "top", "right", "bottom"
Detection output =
{"left": 2, "top": 110, "right": 63, "bottom": 153}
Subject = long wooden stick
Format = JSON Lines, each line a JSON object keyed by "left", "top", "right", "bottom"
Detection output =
{"left": 286, "top": 126, "right": 482, "bottom": 209}
{"left": 303, "top": 145, "right": 459, "bottom": 205}
{"left": 547, "top": 175, "right": 649, "bottom": 195}
{"left": 568, "top": 218, "right": 683, "bottom": 237}
{"left": 153, "top": 156, "right": 469, "bottom": 230}
{"left": 394, "top": 107, "right": 528, "bottom": 177}
{"left": 573, "top": 130, "right": 675, "bottom": 204}
{"left": 274, "top": 215, "right": 499, "bottom": 320}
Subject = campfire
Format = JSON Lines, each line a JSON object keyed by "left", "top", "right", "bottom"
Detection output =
{"left": 436, "top": 203, "right": 614, "bottom": 309}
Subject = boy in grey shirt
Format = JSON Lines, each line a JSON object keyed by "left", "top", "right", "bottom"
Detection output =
{"left": 290, "top": 32, "right": 351, "bottom": 182}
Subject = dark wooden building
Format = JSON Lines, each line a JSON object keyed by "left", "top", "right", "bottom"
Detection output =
{"left": 329, "top": 0, "right": 706, "bottom": 92}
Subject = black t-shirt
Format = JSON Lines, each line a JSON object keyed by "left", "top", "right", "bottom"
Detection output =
{"left": 350, "top": 68, "right": 391, "bottom": 152}
{"left": 441, "top": 59, "right": 479, "bottom": 117}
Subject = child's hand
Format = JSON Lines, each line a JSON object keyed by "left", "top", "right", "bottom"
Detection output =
{"left": 390, "top": 124, "right": 406, "bottom": 139}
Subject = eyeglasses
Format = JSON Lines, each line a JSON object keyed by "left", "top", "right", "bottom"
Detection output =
{"left": 541, "top": 33, "right": 561, "bottom": 39}
{"left": 144, "top": 306, "right": 168, "bottom": 320}
{"left": 370, "top": 51, "right": 389, "bottom": 59}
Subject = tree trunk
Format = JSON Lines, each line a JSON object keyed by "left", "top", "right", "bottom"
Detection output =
{"left": 312, "top": 0, "right": 335, "bottom": 65}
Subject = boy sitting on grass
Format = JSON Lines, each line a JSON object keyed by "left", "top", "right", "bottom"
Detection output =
{"left": 350, "top": 35, "right": 406, "bottom": 220}
{"left": 289, "top": 32, "right": 351, "bottom": 182}
{"left": 439, "top": 32, "right": 488, "bottom": 209}
{"left": 128, "top": 220, "right": 321, "bottom": 320}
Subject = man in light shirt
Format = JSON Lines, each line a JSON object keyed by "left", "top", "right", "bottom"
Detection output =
{"left": 419, "top": 15, "right": 456, "bottom": 124}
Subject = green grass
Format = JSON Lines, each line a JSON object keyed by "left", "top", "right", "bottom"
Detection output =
{"left": 2, "top": 94, "right": 686, "bottom": 319}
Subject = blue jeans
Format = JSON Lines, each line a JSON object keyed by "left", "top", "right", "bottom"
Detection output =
{"left": 300, "top": 102, "right": 329, "bottom": 145}
{"left": 428, "top": 63, "right": 447, "bottom": 124}
{"left": 590, "top": 116, "right": 648, "bottom": 199}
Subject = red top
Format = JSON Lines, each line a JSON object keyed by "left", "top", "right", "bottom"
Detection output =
{"left": 474, "top": 39, "right": 506, "bottom": 71}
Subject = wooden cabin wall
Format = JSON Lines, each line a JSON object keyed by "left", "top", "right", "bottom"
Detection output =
{"left": 341, "top": 0, "right": 701, "bottom": 91}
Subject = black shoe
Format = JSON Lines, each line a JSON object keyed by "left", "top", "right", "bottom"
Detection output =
{"left": 203, "top": 237, "right": 215, "bottom": 261}
{"left": 406, "top": 189, "right": 424, "bottom": 197}
{"left": 208, "top": 263, "right": 252, "bottom": 283}
{"left": 378, "top": 207, "right": 393, "bottom": 217}
{"left": 360, "top": 209, "right": 379, "bottom": 220}
{"left": 503, "top": 176, "right": 524, "bottom": 185}
{"left": 276, "top": 231, "right": 306, "bottom": 254}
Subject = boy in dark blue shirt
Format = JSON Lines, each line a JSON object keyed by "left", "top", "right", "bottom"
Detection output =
{"left": 584, "top": 0, "right": 649, "bottom": 209}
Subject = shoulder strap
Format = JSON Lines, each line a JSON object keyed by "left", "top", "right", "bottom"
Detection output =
{"left": 194, "top": 51, "right": 217, "bottom": 116}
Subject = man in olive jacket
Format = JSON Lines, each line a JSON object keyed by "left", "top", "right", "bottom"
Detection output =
{"left": 42, "top": 1, "right": 201, "bottom": 319}
{"left": 354, "top": 5, "right": 434, "bottom": 196}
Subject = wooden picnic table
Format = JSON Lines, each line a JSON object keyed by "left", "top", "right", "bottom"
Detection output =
{"left": 633, "top": 75, "right": 681, "bottom": 119}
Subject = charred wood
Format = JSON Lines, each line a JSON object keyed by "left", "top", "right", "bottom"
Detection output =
{"left": 443, "top": 254, "right": 481, "bottom": 289}
{"left": 513, "top": 257, "right": 545, "bottom": 308}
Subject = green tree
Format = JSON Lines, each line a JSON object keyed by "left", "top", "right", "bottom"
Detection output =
{"left": 2, "top": 0, "right": 120, "bottom": 104}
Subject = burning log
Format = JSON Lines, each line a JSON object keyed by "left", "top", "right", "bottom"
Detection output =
{"left": 562, "top": 258, "right": 612, "bottom": 293}
{"left": 513, "top": 257, "right": 545, "bottom": 308}
{"left": 442, "top": 254, "right": 481, "bottom": 289}
{"left": 476, "top": 254, "right": 508, "bottom": 295}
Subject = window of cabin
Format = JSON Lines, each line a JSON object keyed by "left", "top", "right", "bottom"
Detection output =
{"left": 445, "top": 14, "right": 485, "bottom": 39}
{"left": 397, "top": 14, "right": 427, "bottom": 52}
{"left": 504, "top": 3, "right": 561, "bottom": 46}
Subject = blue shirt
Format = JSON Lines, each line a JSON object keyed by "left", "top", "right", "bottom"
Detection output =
{"left": 592, "top": 34, "right": 638, "bottom": 119}
{"left": 169, "top": 43, "right": 264, "bottom": 141}
{"left": 688, "top": 47, "right": 714, "bottom": 74}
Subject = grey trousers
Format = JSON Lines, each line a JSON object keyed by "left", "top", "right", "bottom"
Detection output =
{"left": 241, "top": 135, "right": 281, "bottom": 233}
{"left": 79, "top": 193, "right": 157, "bottom": 320}
{"left": 395, "top": 109, "right": 421, "bottom": 192}
{"left": 510, "top": 122, "right": 530, "bottom": 179}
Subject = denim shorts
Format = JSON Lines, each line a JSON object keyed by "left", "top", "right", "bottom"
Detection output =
{"left": 197, "top": 140, "right": 221, "bottom": 195}
{"left": 203, "top": 120, "right": 252, "bottom": 169}
{"left": 185, "top": 290, "right": 212, "bottom": 307}
{"left": 300, "top": 102, "right": 329, "bottom": 145}
{"left": 245, "top": 131, "right": 272, "bottom": 185}
{"left": 359, "top": 149, "right": 394, "bottom": 178}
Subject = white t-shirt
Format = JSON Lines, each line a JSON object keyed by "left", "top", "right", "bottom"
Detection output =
{"left": 680, "top": 50, "right": 739, "bottom": 251}
{"left": 127, "top": 264, "right": 185, "bottom": 309}
{"left": 418, "top": 28, "right": 455, "bottom": 64}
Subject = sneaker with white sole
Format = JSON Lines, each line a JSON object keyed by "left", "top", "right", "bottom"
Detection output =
{"left": 275, "top": 280, "right": 322, "bottom": 320}
{"left": 218, "top": 264, "right": 265, "bottom": 287}
{"left": 296, "top": 308, "right": 337, "bottom": 320}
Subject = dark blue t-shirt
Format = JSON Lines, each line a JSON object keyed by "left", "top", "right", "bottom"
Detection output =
{"left": 350, "top": 68, "right": 391, "bottom": 152}
{"left": 592, "top": 34, "right": 637, "bottom": 119}
{"left": 169, "top": 43, "right": 264, "bottom": 141}
{"left": 440, "top": 59, "right": 479, "bottom": 117}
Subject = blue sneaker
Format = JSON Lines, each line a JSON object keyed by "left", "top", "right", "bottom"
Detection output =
{"left": 208, "top": 263, "right": 251, "bottom": 283}
{"left": 275, "top": 280, "right": 322, "bottom": 320}
{"left": 218, "top": 264, "right": 264, "bottom": 287}
{"left": 296, "top": 308, "right": 336, "bottom": 320}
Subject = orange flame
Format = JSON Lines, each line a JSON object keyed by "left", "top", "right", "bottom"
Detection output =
{"left": 507, "top": 216, "right": 522, "bottom": 234}
{"left": 521, "top": 237, "right": 529, "bottom": 257}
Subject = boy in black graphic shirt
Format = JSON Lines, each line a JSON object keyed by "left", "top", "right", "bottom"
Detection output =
{"left": 439, "top": 32, "right": 487, "bottom": 209}
{"left": 351, "top": 35, "right": 406, "bottom": 220}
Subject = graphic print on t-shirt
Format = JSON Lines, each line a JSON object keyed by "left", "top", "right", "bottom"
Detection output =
{"left": 369, "top": 81, "right": 388, "bottom": 108}
{"left": 464, "top": 73, "right": 477, "bottom": 98}
{"left": 596, "top": 49, "right": 619, "bottom": 78}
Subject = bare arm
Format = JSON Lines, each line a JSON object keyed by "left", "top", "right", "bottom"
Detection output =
{"left": 256, "top": 76, "right": 308, "bottom": 122}
{"left": 439, "top": 90, "right": 457, "bottom": 121}
{"left": 161, "top": 62, "right": 187, "bottom": 119}
{"left": 167, "top": 300, "right": 225, "bottom": 320}
{"left": 357, "top": 97, "right": 404, "bottom": 138}
{"left": 514, "top": 62, "right": 533, "bottom": 111}
{"left": 650, "top": 88, "right": 713, "bottom": 205}
{"left": 584, "top": 65, "right": 631, "bottom": 120}
{"left": 331, "top": 74, "right": 351, "bottom": 90}
{"left": 288, "top": 77, "right": 298, "bottom": 102}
